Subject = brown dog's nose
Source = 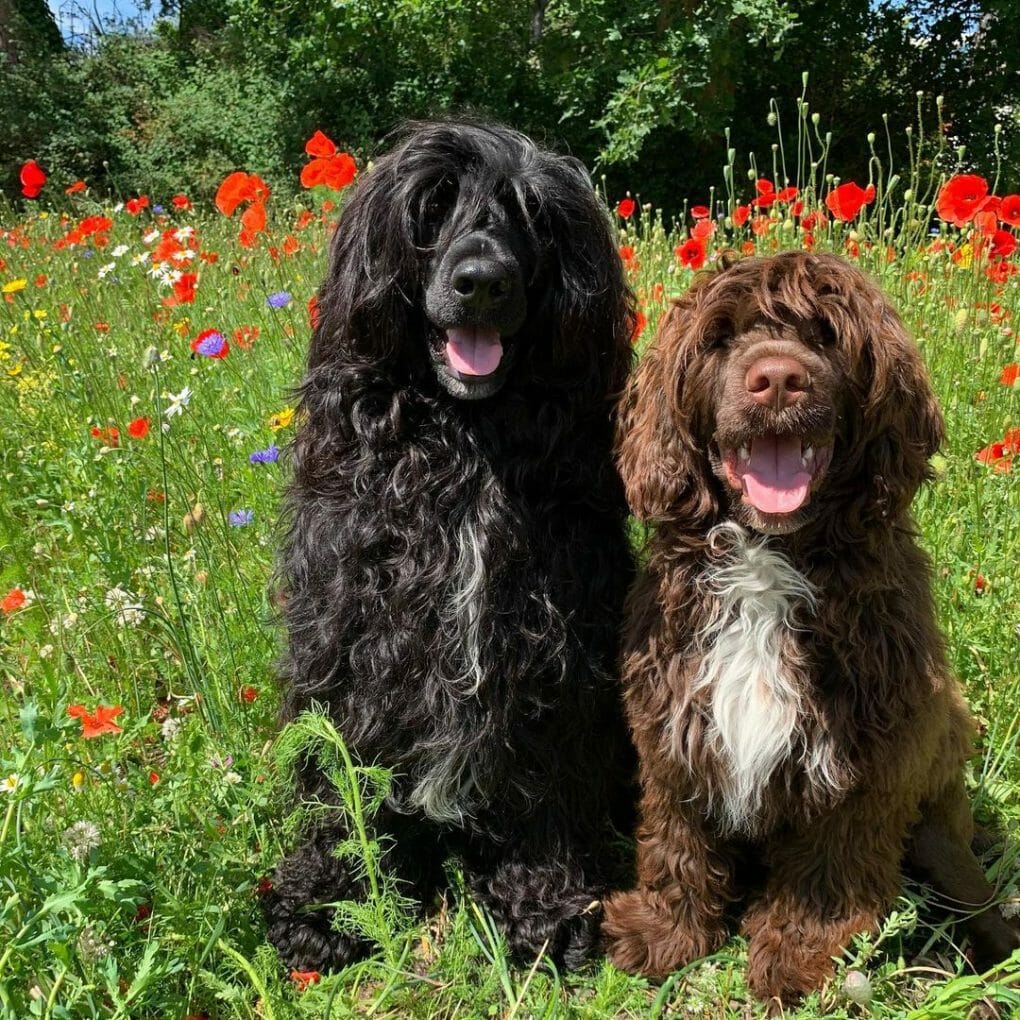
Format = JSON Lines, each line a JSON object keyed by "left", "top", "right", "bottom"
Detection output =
{"left": 745, "top": 356, "right": 810, "bottom": 409}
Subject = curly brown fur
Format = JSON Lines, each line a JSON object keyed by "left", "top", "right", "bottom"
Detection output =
{"left": 263, "top": 119, "right": 635, "bottom": 972}
{"left": 602, "top": 251, "right": 1019, "bottom": 1005}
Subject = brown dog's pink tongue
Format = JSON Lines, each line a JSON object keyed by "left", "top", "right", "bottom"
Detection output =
{"left": 741, "top": 435, "right": 811, "bottom": 514}
{"left": 445, "top": 327, "right": 503, "bottom": 377}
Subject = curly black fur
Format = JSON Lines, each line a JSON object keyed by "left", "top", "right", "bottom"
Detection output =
{"left": 263, "top": 119, "right": 636, "bottom": 972}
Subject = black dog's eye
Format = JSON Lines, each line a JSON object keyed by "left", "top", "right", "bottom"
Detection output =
{"left": 416, "top": 178, "right": 460, "bottom": 245}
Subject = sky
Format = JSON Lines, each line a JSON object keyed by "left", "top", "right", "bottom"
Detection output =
{"left": 48, "top": 0, "right": 156, "bottom": 44}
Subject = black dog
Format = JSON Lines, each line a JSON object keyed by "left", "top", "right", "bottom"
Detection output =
{"left": 264, "top": 120, "right": 635, "bottom": 971}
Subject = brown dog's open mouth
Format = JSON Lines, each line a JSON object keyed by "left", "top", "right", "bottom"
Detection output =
{"left": 721, "top": 436, "right": 833, "bottom": 515}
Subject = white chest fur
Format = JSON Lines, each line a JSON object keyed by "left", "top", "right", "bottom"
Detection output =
{"left": 692, "top": 522, "right": 818, "bottom": 834}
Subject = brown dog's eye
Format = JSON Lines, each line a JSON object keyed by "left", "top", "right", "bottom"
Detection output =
{"left": 815, "top": 320, "right": 837, "bottom": 346}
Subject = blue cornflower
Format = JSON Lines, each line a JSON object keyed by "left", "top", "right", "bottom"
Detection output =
{"left": 266, "top": 291, "right": 292, "bottom": 309}
{"left": 228, "top": 509, "right": 254, "bottom": 527}
{"left": 152, "top": 204, "right": 165, "bottom": 214}
{"left": 249, "top": 444, "right": 279, "bottom": 465}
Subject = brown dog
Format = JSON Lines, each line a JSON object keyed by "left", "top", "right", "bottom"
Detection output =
{"left": 602, "top": 251, "right": 1018, "bottom": 1006}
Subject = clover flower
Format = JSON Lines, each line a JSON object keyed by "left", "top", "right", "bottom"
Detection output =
{"left": 63, "top": 820, "right": 101, "bottom": 862}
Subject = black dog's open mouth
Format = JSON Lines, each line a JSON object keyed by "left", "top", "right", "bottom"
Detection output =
{"left": 443, "top": 326, "right": 504, "bottom": 379}
{"left": 720, "top": 435, "right": 833, "bottom": 515}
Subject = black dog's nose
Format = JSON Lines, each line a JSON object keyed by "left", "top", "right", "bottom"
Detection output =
{"left": 451, "top": 258, "right": 511, "bottom": 310}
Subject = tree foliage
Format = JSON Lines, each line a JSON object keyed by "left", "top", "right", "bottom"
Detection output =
{"left": 2, "top": 0, "right": 1017, "bottom": 203}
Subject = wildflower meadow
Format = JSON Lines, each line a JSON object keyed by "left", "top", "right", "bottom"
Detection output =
{"left": 2, "top": 99, "right": 1020, "bottom": 1018}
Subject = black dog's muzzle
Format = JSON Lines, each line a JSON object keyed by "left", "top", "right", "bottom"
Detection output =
{"left": 425, "top": 228, "right": 528, "bottom": 400}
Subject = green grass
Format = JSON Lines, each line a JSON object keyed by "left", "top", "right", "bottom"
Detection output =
{"left": 1, "top": 125, "right": 1019, "bottom": 1018}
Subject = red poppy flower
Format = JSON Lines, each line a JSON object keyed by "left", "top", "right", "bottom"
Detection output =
{"left": 65, "top": 180, "right": 87, "bottom": 195}
{"left": 148, "top": 771, "right": 160, "bottom": 785}
{"left": 974, "top": 209, "right": 999, "bottom": 237}
{"left": 127, "top": 416, "right": 150, "bottom": 439}
{"left": 825, "top": 182, "right": 876, "bottom": 221}
{"left": 233, "top": 325, "right": 260, "bottom": 349}
{"left": 1000, "top": 195, "right": 1020, "bottom": 229}
{"left": 125, "top": 196, "right": 150, "bottom": 216}
{"left": 282, "top": 234, "right": 301, "bottom": 256}
{"left": 618, "top": 245, "right": 639, "bottom": 271}
{"left": 67, "top": 703, "right": 124, "bottom": 738}
{"left": 295, "top": 209, "right": 315, "bottom": 231}
{"left": 936, "top": 174, "right": 989, "bottom": 227}
{"left": 35, "top": 274, "right": 47, "bottom": 288}
{"left": 1001, "top": 363, "right": 1019, "bottom": 387}
{"left": 90, "top": 425, "right": 120, "bottom": 446}
{"left": 776, "top": 186, "right": 799, "bottom": 202}
{"left": 240, "top": 200, "right": 267, "bottom": 236}
{"left": 616, "top": 198, "right": 636, "bottom": 219}
{"left": 631, "top": 309, "right": 647, "bottom": 343}
{"left": 691, "top": 219, "right": 715, "bottom": 240}
{"left": 975, "top": 441, "right": 1007, "bottom": 464}
{"left": 986, "top": 259, "right": 1017, "bottom": 284}
{"left": 240, "top": 685, "right": 258, "bottom": 703}
{"left": 675, "top": 237, "right": 707, "bottom": 270}
{"left": 171, "top": 194, "right": 192, "bottom": 210}
{"left": 169, "top": 273, "right": 197, "bottom": 306}
{"left": 20, "top": 160, "right": 46, "bottom": 199}
{"left": 216, "top": 172, "right": 270, "bottom": 216}
{"left": 733, "top": 204, "right": 751, "bottom": 227}
{"left": 1, "top": 588, "right": 26, "bottom": 613}
{"left": 305, "top": 130, "right": 337, "bottom": 157}
{"left": 290, "top": 970, "right": 320, "bottom": 992}
{"left": 300, "top": 152, "right": 357, "bottom": 191}
{"left": 741, "top": 241, "right": 756, "bottom": 256}
{"left": 989, "top": 230, "right": 1017, "bottom": 259}
{"left": 755, "top": 178, "right": 774, "bottom": 195}
{"left": 1006, "top": 427, "right": 1020, "bottom": 454}
{"left": 690, "top": 204, "right": 709, "bottom": 219}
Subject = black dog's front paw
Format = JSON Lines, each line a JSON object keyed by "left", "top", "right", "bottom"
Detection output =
{"left": 263, "top": 887, "right": 368, "bottom": 972}
{"left": 471, "top": 855, "right": 604, "bottom": 969}
{"left": 262, "top": 822, "right": 370, "bottom": 972}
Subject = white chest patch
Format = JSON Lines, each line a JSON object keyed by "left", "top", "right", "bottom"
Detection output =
{"left": 692, "top": 522, "right": 817, "bottom": 834}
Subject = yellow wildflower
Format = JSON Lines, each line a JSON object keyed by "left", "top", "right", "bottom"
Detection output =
{"left": 2, "top": 279, "right": 27, "bottom": 294}
{"left": 269, "top": 406, "right": 295, "bottom": 431}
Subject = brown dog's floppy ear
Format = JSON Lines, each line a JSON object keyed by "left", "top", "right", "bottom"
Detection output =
{"left": 616, "top": 301, "right": 717, "bottom": 525}
{"left": 842, "top": 287, "right": 945, "bottom": 523}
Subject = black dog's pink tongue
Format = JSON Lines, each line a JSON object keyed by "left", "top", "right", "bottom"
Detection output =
{"left": 741, "top": 435, "right": 811, "bottom": 514}
{"left": 445, "top": 327, "right": 503, "bottom": 377}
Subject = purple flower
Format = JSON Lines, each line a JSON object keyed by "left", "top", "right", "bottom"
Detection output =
{"left": 153, "top": 204, "right": 165, "bottom": 214}
{"left": 249, "top": 444, "right": 279, "bottom": 465}
{"left": 266, "top": 291, "right": 292, "bottom": 309}
{"left": 193, "top": 330, "right": 228, "bottom": 358}
{"left": 228, "top": 509, "right": 254, "bottom": 527}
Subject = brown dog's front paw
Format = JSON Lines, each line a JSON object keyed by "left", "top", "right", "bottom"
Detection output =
{"left": 602, "top": 888, "right": 723, "bottom": 979}
{"left": 743, "top": 905, "right": 874, "bottom": 1006}
{"left": 746, "top": 939, "right": 833, "bottom": 1008}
